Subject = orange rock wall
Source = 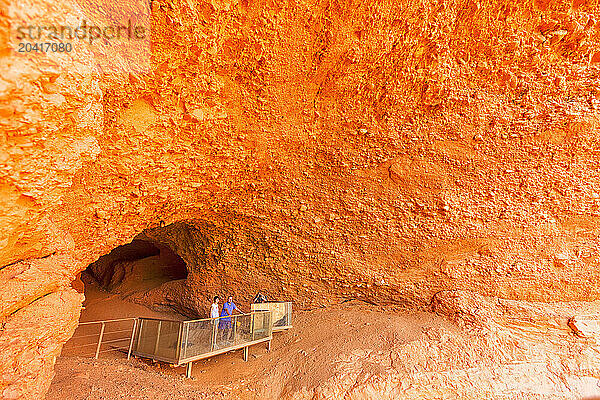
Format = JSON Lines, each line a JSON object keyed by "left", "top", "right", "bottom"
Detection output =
{"left": 2, "top": 0, "right": 600, "bottom": 397}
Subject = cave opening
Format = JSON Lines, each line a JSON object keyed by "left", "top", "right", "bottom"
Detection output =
{"left": 81, "top": 238, "right": 190, "bottom": 318}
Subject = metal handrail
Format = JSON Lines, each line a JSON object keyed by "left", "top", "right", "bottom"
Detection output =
{"left": 78, "top": 317, "right": 138, "bottom": 325}
{"left": 251, "top": 302, "right": 292, "bottom": 330}
{"left": 63, "top": 318, "right": 138, "bottom": 360}
{"left": 65, "top": 306, "right": 290, "bottom": 377}
{"left": 127, "top": 316, "right": 182, "bottom": 323}
{"left": 133, "top": 311, "right": 273, "bottom": 365}
{"left": 182, "top": 311, "right": 260, "bottom": 324}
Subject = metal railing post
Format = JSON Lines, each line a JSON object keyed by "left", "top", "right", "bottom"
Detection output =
{"left": 232, "top": 315, "right": 237, "bottom": 345}
{"left": 211, "top": 318, "right": 217, "bottom": 351}
{"left": 127, "top": 319, "right": 138, "bottom": 360}
{"left": 154, "top": 321, "right": 162, "bottom": 357}
{"left": 183, "top": 322, "right": 189, "bottom": 360}
{"left": 176, "top": 321, "right": 184, "bottom": 362}
{"left": 95, "top": 322, "right": 106, "bottom": 359}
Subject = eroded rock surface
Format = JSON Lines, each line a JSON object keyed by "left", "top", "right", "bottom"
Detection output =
{"left": 2, "top": 0, "right": 600, "bottom": 397}
{"left": 259, "top": 292, "right": 600, "bottom": 399}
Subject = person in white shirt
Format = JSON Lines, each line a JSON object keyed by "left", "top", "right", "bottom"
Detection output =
{"left": 210, "top": 296, "right": 220, "bottom": 319}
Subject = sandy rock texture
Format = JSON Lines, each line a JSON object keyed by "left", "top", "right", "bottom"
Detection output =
{"left": 260, "top": 292, "right": 600, "bottom": 399}
{"left": 2, "top": 0, "right": 600, "bottom": 397}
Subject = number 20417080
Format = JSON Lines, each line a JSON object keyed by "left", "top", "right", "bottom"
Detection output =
{"left": 18, "top": 42, "right": 72, "bottom": 52}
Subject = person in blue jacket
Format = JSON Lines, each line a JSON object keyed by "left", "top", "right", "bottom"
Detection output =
{"left": 218, "top": 295, "right": 241, "bottom": 343}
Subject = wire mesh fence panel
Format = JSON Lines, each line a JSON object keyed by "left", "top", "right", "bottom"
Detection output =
{"left": 134, "top": 319, "right": 160, "bottom": 356}
{"left": 133, "top": 312, "right": 274, "bottom": 365}
{"left": 156, "top": 320, "right": 182, "bottom": 361}
{"left": 251, "top": 302, "right": 291, "bottom": 329}
{"left": 177, "top": 311, "right": 272, "bottom": 363}
{"left": 214, "top": 314, "right": 236, "bottom": 351}
{"left": 272, "top": 303, "right": 288, "bottom": 328}
{"left": 234, "top": 314, "right": 252, "bottom": 346}
{"left": 182, "top": 319, "right": 214, "bottom": 359}
{"left": 132, "top": 318, "right": 183, "bottom": 363}
{"left": 251, "top": 311, "right": 272, "bottom": 340}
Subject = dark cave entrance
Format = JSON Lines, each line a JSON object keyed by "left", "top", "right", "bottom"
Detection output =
{"left": 81, "top": 238, "right": 190, "bottom": 316}
{"left": 77, "top": 219, "right": 248, "bottom": 320}
{"left": 86, "top": 239, "right": 187, "bottom": 290}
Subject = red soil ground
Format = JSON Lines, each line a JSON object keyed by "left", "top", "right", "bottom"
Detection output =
{"left": 48, "top": 277, "right": 451, "bottom": 399}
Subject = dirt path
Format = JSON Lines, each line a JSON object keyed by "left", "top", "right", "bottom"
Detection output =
{"left": 48, "top": 283, "right": 600, "bottom": 399}
{"left": 49, "top": 279, "right": 453, "bottom": 399}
